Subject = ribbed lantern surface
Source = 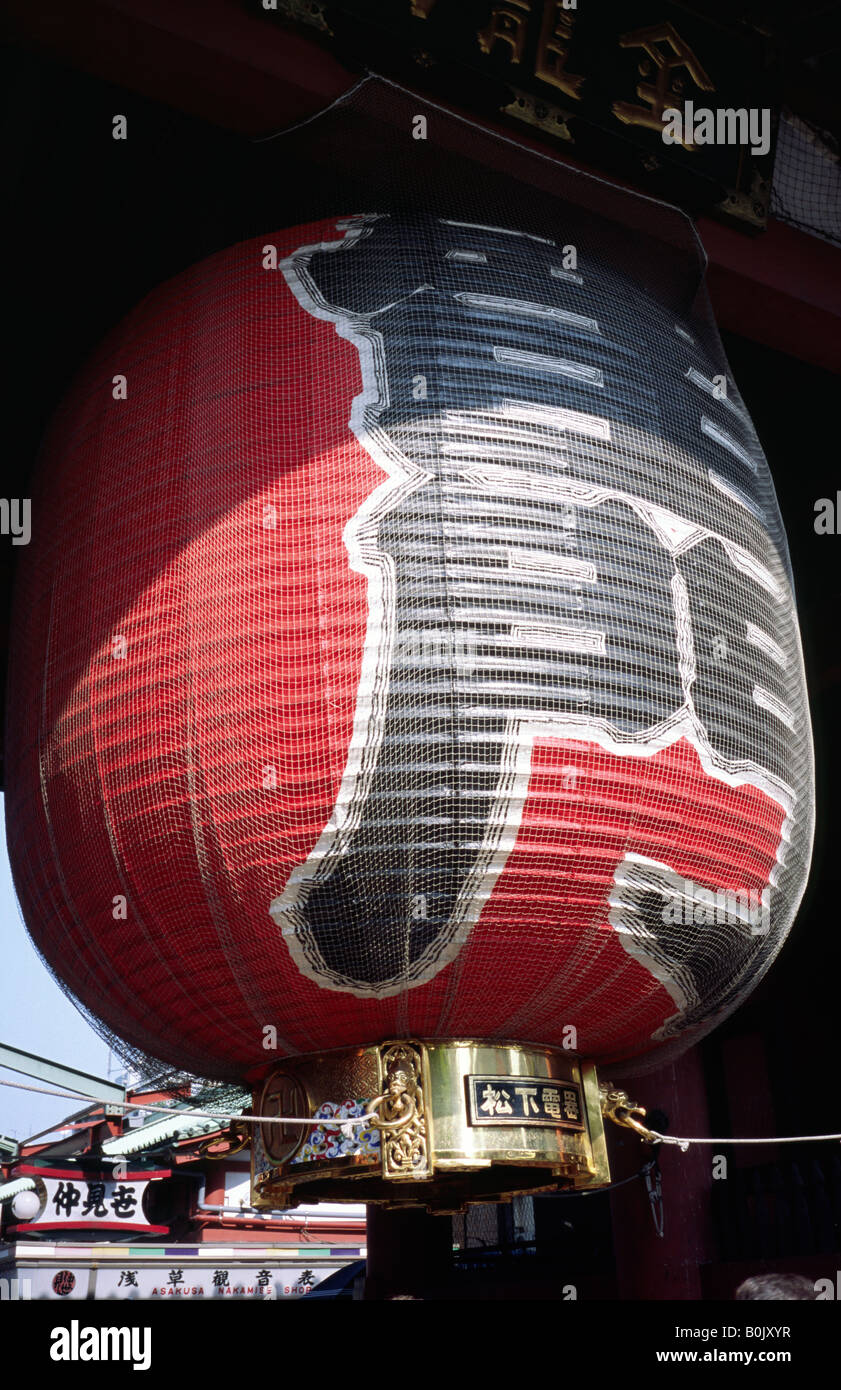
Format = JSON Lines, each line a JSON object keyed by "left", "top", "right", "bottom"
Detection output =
{"left": 6, "top": 213, "right": 813, "bottom": 1079}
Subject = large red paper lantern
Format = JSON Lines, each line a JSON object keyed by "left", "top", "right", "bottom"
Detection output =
{"left": 5, "top": 213, "right": 813, "bottom": 1083}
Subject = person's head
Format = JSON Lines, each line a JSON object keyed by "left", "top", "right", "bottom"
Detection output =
{"left": 734, "top": 1273, "right": 817, "bottom": 1301}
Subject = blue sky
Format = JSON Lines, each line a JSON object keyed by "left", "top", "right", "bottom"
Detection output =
{"left": 0, "top": 794, "right": 114, "bottom": 1142}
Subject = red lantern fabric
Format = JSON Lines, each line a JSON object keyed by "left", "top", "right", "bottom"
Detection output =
{"left": 6, "top": 214, "right": 813, "bottom": 1080}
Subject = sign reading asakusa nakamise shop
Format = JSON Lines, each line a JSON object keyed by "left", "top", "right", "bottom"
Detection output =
{"left": 0, "top": 1252, "right": 344, "bottom": 1300}
{"left": 8, "top": 1166, "right": 169, "bottom": 1234}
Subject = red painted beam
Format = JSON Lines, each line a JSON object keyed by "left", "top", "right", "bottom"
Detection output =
{"left": 699, "top": 215, "right": 841, "bottom": 376}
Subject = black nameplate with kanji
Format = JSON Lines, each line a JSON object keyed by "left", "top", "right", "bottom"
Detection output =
{"left": 467, "top": 1075, "right": 585, "bottom": 1129}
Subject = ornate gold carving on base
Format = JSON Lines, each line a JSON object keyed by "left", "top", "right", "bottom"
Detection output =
{"left": 252, "top": 1040, "right": 614, "bottom": 1211}
{"left": 366, "top": 1043, "right": 430, "bottom": 1180}
{"left": 599, "top": 1083, "right": 659, "bottom": 1143}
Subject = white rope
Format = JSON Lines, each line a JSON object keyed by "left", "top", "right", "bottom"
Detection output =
{"left": 647, "top": 1129, "right": 841, "bottom": 1153}
{"left": 4, "top": 1077, "right": 840, "bottom": 1149}
{"left": 0, "top": 1076, "right": 369, "bottom": 1133}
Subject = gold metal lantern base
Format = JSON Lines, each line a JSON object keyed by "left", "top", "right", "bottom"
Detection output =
{"left": 250, "top": 1040, "right": 618, "bottom": 1212}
